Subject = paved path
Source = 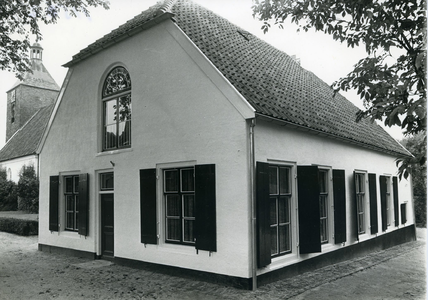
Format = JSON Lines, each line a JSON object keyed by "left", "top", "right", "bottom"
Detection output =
{"left": 0, "top": 228, "right": 425, "bottom": 299}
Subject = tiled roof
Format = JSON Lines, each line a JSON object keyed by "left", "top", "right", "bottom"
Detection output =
{"left": 0, "top": 105, "right": 54, "bottom": 162}
{"left": 10, "top": 60, "right": 60, "bottom": 91}
{"left": 64, "top": 0, "right": 410, "bottom": 157}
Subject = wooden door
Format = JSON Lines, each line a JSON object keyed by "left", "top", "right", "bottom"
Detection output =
{"left": 101, "top": 194, "right": 114, "bottom": 257}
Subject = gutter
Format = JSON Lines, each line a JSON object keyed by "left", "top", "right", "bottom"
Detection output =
{"left": 249, "top": 118, "right": 257, "bottom": 290}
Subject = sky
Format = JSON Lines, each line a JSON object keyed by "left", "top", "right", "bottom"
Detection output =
{"left": 0, "top": 0, "right": 405, "bottom": 148}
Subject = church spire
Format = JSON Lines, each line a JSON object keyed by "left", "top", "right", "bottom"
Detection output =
{"left": 30, "top": 43, "right": 43, "bottom": 61}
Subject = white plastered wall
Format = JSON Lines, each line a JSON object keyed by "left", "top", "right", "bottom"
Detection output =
{"left": 39, "top": 19, "right": 255, "bottom": 278}
{"left": 254, "top": 119, "right": 414, "bottom": 274}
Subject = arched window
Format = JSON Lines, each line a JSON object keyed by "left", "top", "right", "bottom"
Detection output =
{"left": 102, "top": 67, "right": 131, "bottom": 150}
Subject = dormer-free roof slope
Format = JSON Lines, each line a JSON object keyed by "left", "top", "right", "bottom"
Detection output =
{"left": 64, "top": 0, "right": 410, "bottom": 157}
{"left": 0, "top": 105, "right": 54, "bottom": 162}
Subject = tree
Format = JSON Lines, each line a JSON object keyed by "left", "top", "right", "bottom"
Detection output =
{"left": 252, "top": 0, "right": 426, "bottom": 137}
{"left": 1, "top": 0, "right": 109, "bottom": 79}
{"left": 0, "top": 168, "right": 17, "bottom": 211}
{"left": 400, "top": 133, "right": 427, "bottom": 226}
{"left": 17, "top": 165, "right": 39, "bottom": 213}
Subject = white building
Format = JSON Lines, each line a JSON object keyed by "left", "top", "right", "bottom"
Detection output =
{"left": 38, "top": 0, "right": 415, "bottom": 289}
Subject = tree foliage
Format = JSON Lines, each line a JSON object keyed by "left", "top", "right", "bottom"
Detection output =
{"left": 17, "top": 165, "right": 39, "bottom": 213}
{"left": 0, "top": 0, "right": 109, "bottom": 79}
{"left": 252, "top": 0, "right": 426, "bottom": 137}
{"left": 0, "top": 168, "right": 17, "bottom": 211}
{"left": 400, "top": 133, "right": 427, "bottom": 226}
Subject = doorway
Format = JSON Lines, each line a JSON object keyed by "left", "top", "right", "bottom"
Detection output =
{"left": 101, "top": 193, "right": 114, "bottom": 257}
{"left": 99, "top": 172, "right": 114, "bottom": 258}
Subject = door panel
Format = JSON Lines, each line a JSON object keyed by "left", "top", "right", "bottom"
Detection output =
{"left": 101, "top": 194, "right": 114, "bottom": 257}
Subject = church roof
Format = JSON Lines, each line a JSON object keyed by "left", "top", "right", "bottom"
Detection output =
{"left": 0, "top": 105, "right": 54, "bottom": 162}
{"left": 63, "top": 0, "right": 410, "bottom": 157}
{"left": 9, "top": 57, "right": 60, "bottom": 92}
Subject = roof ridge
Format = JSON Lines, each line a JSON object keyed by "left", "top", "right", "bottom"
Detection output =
{"left": 160, "top": 0, "right": 178, "bottom": 13}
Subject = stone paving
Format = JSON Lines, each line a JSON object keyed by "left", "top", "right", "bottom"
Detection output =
{"left": 0, "top": 228, "right": 426, "bottom": 299}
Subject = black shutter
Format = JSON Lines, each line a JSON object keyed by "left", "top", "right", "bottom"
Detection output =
{"left": 393, "top": 177, "right": 399, "bottom": 227}
{"left": 297, "top": 166, "right": 321, "bottom": 254}
{"left": 140, "top": 168, "right": 157, "bottom": 244}
{"left": 352, "top": 172, "right": 360, "bottom": 241}
{"left": 49, "top": 175, "right": 59, "bottom": 231}
{"left": 256, "top": 162, "right": 271, "bottom": 267}
{"left": 401, "top": 203, "right": 407, "bottom": 224}
{"left": 333, "top": 170, "right": 346, "bottom": 244}
{"left": 368, "top": 173, "right": 378, "bottom": 234}
{"left": 195, "top": 164, "right": 216, "bottom": 252}
{"left": 379, "top": 176, "right": 388, "bottom": 231}
{"left": 78, "top": 173, "right": 89, "bottom": 236}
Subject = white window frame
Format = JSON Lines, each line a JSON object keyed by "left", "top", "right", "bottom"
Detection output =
{"left": 267, "top": 159, "right": 298, "bottom": 264}
{"left": 355, "top": 171, "right": 370, "bottom": 237}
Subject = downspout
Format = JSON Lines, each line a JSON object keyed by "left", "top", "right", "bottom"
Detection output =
{"left": 249, "top": 118, "right": 257, "bottom": 290}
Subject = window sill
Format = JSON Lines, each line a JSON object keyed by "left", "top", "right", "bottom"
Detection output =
{"left": 96, "top": 148, "right": 133, "bottom": 157}
{"left": 57, "top": 230, "right": 81, "bottom": 239}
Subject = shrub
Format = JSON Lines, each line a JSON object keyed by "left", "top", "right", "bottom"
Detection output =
{"left": 0, "top": 218, "right": 38, "bottom": 235}
{"left": 0, "top": 168, "right": 17, "bottom": 211}
{"left": 17, "top": 165, "right": 39, "bottom": 213}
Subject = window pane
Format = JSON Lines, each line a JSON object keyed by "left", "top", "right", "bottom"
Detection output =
{"left": 279, "top": 225, "right": 290, "bottom": 253}
{"left": 65, "top": 177, "right": 73, "bottom": 193}
{"left": 269, "top": 166, "right": 278, "bottom": 195}
{"left": 319, "top": 195, "right": 327, "bottom": 217}
{"left": 320, "top": 219, "right": 327, "bottom": 242}
{"left": 357, "top": 195, "right": 364, "bottom": 213}
{"left": 118, "top": 95, "right": 131, "bottom": 122}
{"left": 319, "top": 171, "right": 327, "bottom": 193}
{"left": 66, "top": 212, "right": 74, "bottom": 229}
{"left": 118, "top": 120, "right": 131, "bottom": 147}
{"left": 74, "top": 176, "right": 79, "bottom": 193}
{"left": 75, "top": 211, "right": 79, "bottom": 231}
{"left": 270, "top": 198, "right": 277, "bottom": 225}
{"left": 278, "top": 196, "right": 290, "bottom": 224}
{"left": 183, "top": 220, "right": 194, "bottom": 243}
{"left": 104, "top": 124, "right": 117, "bottom": 149}
{"left": 165, "top": 170, "right": 178, "bottom": 192}
{"left": 66, "top": 195, "right": 74, "bottom": 211}
{"left": 167, "top": 219, "right": 180, "bottom": 241}
{"left": 104, "top": 100, "right": 117, "bottom": 126}
{"left": 270, "top": 227, "right": 278, "bottom": 255}
{"left": 183, "top": 195, "right": 195, "bottom": 217}
{"left": 181, "top": 169, "right": 194, "bottom": 192}
{"left": 166, "top": 195, "right": 180, "bottom": 217}
{"left": 279, "top": 167, "right": 290, "bottom": 194}
{"left": 100, "top": 173, "right": 114, "bottom": 190}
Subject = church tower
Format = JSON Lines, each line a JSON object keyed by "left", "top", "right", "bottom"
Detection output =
{"left": 5, "top": 43, "right": 60, "bottom": 142}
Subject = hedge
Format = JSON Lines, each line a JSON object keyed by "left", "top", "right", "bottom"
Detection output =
{"left": 0, "top": 218, "right": 38, "bottom": 236}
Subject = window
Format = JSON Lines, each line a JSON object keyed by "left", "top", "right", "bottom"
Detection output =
{"left": 269, "top": 165, "right": 292, "bottom": 257}
{"left": 164, "top": 168, "right": 195, "bottom": 245}
{"left": 11, "top": 103, "right": 15, "bottom": 123}
{"left": 385, "top": 177, "right": 391, "bottom": 226}
{"left": 64, "top": 175, "right": 79, "bottom": 231}
{"left": 100, "top": 172, "right": 114, "bottom": 190}
{"left": 319, "top": 170, "right": 329, "bottom": 243}
{"left": 355, "top": 173, "right": 365, "bottom": 234}
{"left": 102, "top": 67, "right": 131, "bottom": 151}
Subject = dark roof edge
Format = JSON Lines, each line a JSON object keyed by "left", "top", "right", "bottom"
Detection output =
{"left": 6, "top": 83, "right": 60, "bottom": 94}
{"left": 256, "top": 113, "right": 412, "bottom": 158}
{"left": 0, "top": 153, "right": 38, "bottom": 163}
{"left": 63, "top": 12, "right": 175, "bottom": 68}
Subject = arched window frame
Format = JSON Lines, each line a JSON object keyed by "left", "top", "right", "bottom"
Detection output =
{"left": 102, "top": 67, "right": 132, "bottom": 151}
